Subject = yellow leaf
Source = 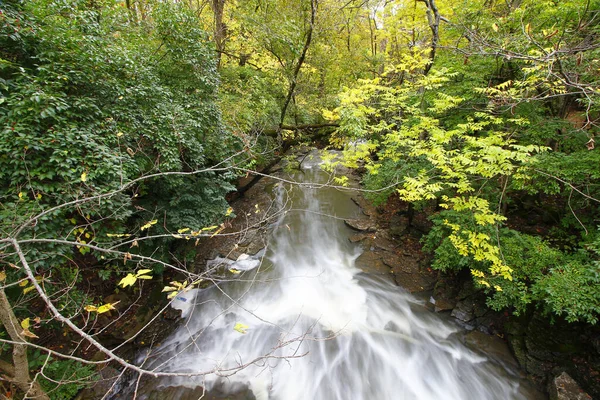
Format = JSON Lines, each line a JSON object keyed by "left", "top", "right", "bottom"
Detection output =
{"left": 36, "top": 193, "right": 42, "bottom": 200}
{"left": 18, "top": 192, "right": 24, "bottom": 200}
{"left": 177, "top": 228, "right": 190, "bottom": 234}
{"left": 167, "top": 291, "right": 178, "bottom": 299}
{"left": 81, "top": 172, "right": 87, "bottom": 182}
{"left": 201, "top": 225, "right": 219, "bottom": 231}
{"left": 84, "top": 305, "right": 98, "bottom": 312}
{"left": 229, "top": 268, "right": 241, "bottom": 275}
{"left": 96, "top": 302, "right": 118, "bottom": 314}
{"left": 0, "top": 271, "right": 5, "bottom": 282}
{"left": 211, "top": 227, "right": 224, "bottom": 238}
{"left": 140, "top": 220, "right": 158, "bottom": 231}
{"left": 23, "top": 285, "right": 36, "bottom": 295}
{"left": 233, "top": 322, "right": 249, "bottom": 334}
{"left": 117, "top": 132, "right": 124, "bottom": 137}
{"left": 21, "top": 318, "right": 30, "bottom": 330}
{"left": 136, "top": 275, "right": 152, "bottom": 280}
{"left": 118, "top": 273, "right": 137, "bottom": 288}
{"left": 19, "top": 280, "right": 28, "bottom": 287}
{"left": 492, "top": 23, "right": 499, "bottom": 32}
{"left": 136, "top": 269, "right": 152, "bottom": 276}
{"left": 225, "top": 207, "right": 234, "bottom": 217}
{"left": 162, "top": 286, "right": 178, "bottom": 292}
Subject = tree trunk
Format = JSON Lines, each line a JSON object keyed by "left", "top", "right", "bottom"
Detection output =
{"left": 211, "top": 0, "right": 227, "bottom": 68}
{"left": 278, "top": 0, "right": 318, "bottom": 145}
{"left": 419, "top": 0, "right": 441, "bottom": 76}
{"left": 0, "top": 289, "right": 49, "bottom": 400}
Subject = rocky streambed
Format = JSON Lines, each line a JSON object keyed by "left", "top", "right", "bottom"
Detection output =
{"left": 78, "top": 149, "right": 597, "bottom": 400}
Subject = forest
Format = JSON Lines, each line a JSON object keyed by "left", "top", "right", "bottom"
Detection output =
{"left": 0, "top": 0, "right": 599, "bottom": 398}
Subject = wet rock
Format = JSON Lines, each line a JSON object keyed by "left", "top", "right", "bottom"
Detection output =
{"left": 508, "top": 335, "right": 528, "bottom": 368}
{"left": 451, "top": 299, "right": 475, "bottom": 322}
{"left": 389, "top": 214, "right": 410, "bottom": 237}
{"left": 549, "top": 372, "right": 592, "bottom": 400}
{"left": 431, "top": 275, "right": 460, "bottom": 312}
{"left": 349, "top": 233, "right": 371, "bottom": 243}
{"left": 464, "top": 330, "right": 519, "bottom": 370}
{"left": 344, "top": 218, "right": 376, "bottom": 232}
{"left": 351, "top": 196, "right": 378, "bottom": 217}
{"left": 372, "top": 234, "right": 396, "bottom": 252}
{"left": 355, "top": 251, "right": 389, "bottom": 275}
{"left": 431, "top": 296, "right": 456, "bottom": 312}
{"left": 380, "top": 251, "right": 436, "bottom": 293}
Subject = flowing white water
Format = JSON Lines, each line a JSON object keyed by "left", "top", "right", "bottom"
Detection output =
{"left": 140, "top": 158, "right": 530, "bottom": 400}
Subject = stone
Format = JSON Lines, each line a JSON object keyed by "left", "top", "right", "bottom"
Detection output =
{"left": 349, "top": 233, "right": 371, "bottom": 243}
{"left": 451, "top": 299, "right": 475, "bottom": 322}
{"left": 351, "top": 196, "right": 378, "bottom": 217}
{"left": 344, "top": 218, "right": 376, "bottom": 232}
{"left": 355, "top": 251, "right": 389, "bottom": 275}
{"left": 549, "top": 372, "right": 592, "bottom": 400}
{"left": 463, "top": 330, "right": 519, "bottom": 370}
{"left": 389, "top": 214, "right": 410, "bottom": 237}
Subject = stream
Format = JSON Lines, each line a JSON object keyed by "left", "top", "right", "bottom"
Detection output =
{"left": 130, "top": 153, "right": 542, "bottom": 400}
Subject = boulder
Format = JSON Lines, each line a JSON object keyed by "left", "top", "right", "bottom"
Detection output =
{"left": 451, "top": 299, "right": 475, "bottom": 322}
{"left": 549, "top": 372, "right": 592, "bottom": 400}
{"left": 344, "top": 218, "right": 377, "bottom": 232}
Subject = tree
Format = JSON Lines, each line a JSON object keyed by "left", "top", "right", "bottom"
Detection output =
{"left": 323, "top": 0, "right": 600, "bottom": 324}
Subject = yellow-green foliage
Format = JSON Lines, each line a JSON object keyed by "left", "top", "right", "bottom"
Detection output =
{"left": 328, "top": 65, "right": 546, "bottom": 284}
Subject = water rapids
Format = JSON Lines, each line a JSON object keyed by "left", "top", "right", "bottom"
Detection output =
{"left": 134, "top": 155, "right": 535, "bottom": 400}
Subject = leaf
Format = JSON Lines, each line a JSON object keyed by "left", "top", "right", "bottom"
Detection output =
{"left": 162, "top": 286, "right": 178, "bottom": 292}
{"left": 23, "top": 285, "right": 36, "bottom": 295}
{"left": 0, "top": 271, "right": 5, "bottom": 282}
{"left": 211, "top": 226, "right": 224, "bottom": 238}
{"left": 106, "top": 233, "right": 130, "bottom": 238}
{"left": 118, "top": 273, "right": 137, "bottom": 288}
{"left": 201, "top": 225, "right": 219, "bottom": 231}
{"left": 140, "top": 220, "right": 158, "bottom": 231}
{"left": 225, "top": 207, "right": 234, "bottom": 217}
{"left": 96, "top": 302, "right": 118, "bottom": 314}
{"left": 177, "top": 228, "right": 190, "bottom": 234}
{"left": 233, "top": 322, "right": 249, "bottom": 334}
{"left": 229, "top": 268, "right": 241, "bottom": 275}
{"left": 21, "top": 318, "right": 30, "bottom": 330}
{"left": 492, "top": 23, "right": 499, "bottom": 32}
{"left": 21, "top": 329, "right": 38, "bottom": 339}
{"left": 84, "top": 305, "right": 98, "bottom": 312}
{"left": 81, "top": 172, "right": 87, "bottom": 182}
{"left": 136, "top": 269, "right": 153, "bottom": 276}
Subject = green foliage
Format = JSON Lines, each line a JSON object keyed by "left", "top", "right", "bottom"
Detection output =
{"left": 425, "top": 211, "right": 600, "bottom": 324}
{"left": 0, "top": 2, "right": 241, "bottom": 394}
{"left": 324, "top": 0, "right": 600, "bottom": 325}
{"left": 29, "top": 351, "right": 96, "bottom": 399}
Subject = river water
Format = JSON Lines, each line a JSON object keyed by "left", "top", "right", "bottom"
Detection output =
{"left": 134, "top": 154, "right": 540, "bottom": 400}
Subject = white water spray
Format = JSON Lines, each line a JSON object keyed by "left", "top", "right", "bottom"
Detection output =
{"left": 140, "top": 155, "right": 531, "bottom": 400}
